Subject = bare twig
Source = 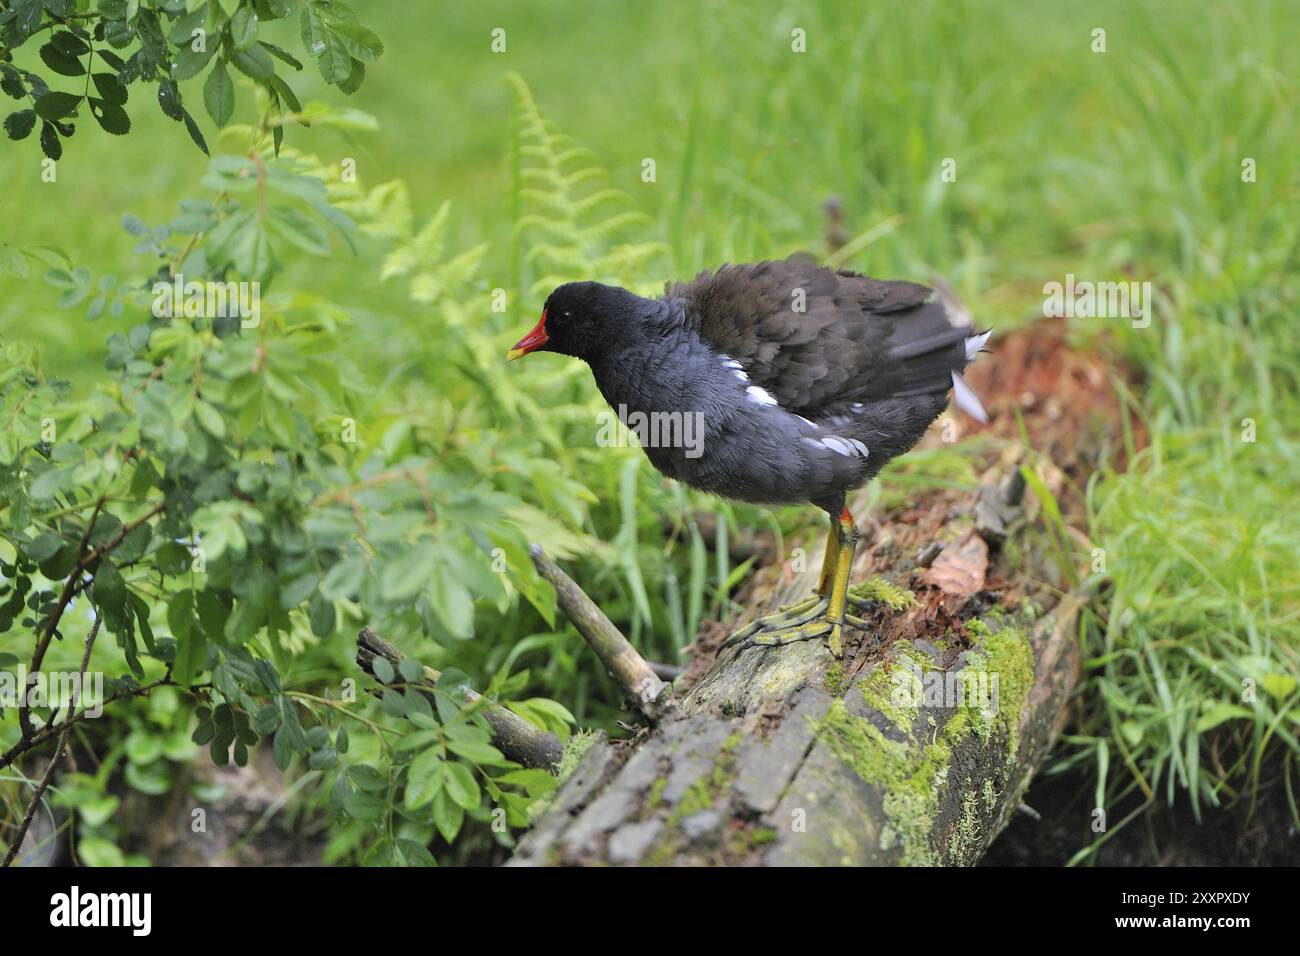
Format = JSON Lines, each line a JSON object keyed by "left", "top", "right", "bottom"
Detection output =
{"left": 0, "top": 676, "right": 195, "bottom": 772}
{"left": 529, "top": 544, "right": 674, "bottom": 721}
{"left": 3, "top": 615, "right": 101, "bottom": 868}
{"left": 20, "top": 501, "right": 165, "bottom": 739}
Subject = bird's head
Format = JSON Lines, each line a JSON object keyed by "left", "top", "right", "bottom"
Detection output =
{"left": 507, "top": 281, "right": 644, "bottom": 364}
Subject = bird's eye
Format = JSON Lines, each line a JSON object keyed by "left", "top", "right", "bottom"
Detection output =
{"left": 563, "top": 311, "right": 571, "bottom": 318}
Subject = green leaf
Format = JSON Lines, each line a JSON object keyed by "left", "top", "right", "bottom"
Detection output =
{"left": 78, "top": 837, "right": 127, "bottom": 868}
{"left": 320, "top": 554, "right": 364, "bottom": 600}
{"left": 317, "top": 31, "right": 352, "bottom": 84}
{"left": 230, "top": 42, "right": 274, "bottom": 81}
{"left": 230, "top": 6, "right": 259, "bottom": 48}
{"left": 343, "top": 790, "right": 385, "bottom": 822}
{"left": 443, "top": 760, "right": 480, "bottom": 810}
{"left": 432, "top": 559, "right": 474, "bottom": 639}
{"left": 379, "top": 545, "right": 432, "bottom": 601}
{"left": 91, "top": 73, "right": 128, "bottom": 105}
{"left": 39, "top": 122, "right": 62, "bottom": 160}
{"left": 268, "top": 205, "right": 330, "bottom": 255}
{"left": 371, "top": 656, "right": 395, "bottom": 684}
{"left": 347, "top": 763, "right": 386, "bottom": 792}
{"left": 40, "top": 41, "right": 86, "bottom": 77}
{"left": 308, "top": 747, "right": 337, "bottom": 770}
{"left": 397, "top": 659, "right": 425, "bottom": 684}
{"left": 1196, "top": 702, "right": 1253, "bottom": 733}
{"left": 338, "top": 57, "right": 364, "bottom": 95}
{"left": 0, "top": 65, "right": 24, "bottom": 99}
{"left": 89, "top": 98, "right": 131, "bottom": 135}
{"left": 203, "top": 61, "right": 234, "bottom": 126}
{"left": 308, "top": 590, "right": 335, "bottom": 637}
{"left": 396, "top": 839, "right": 436, "bottom": 867}
{"left": 262, "top": 41, "right": 303, "bottom": 71}
{"left": 445, "top": 733, "right": 504, "bottom": 765}
{"left": 4, "top": 109, "right": 37, "bottom": 141}
{"left": 430, "top": 789, "right": 464, "bottom": 842}
{"left": 325, "top": 20, "right": 383, "bottom": 63}
{"left": 23, "top": 531, "right": 65, "bottom": 563}
{"left": 405, "top": 748, "right": 444, "bottom": 810}
{"left": 169, "top": 6, "right": 208, "bottom": 46}
{"left": 171, "top": 41, "right": 216, "bottom": 81}
{"left": 35, "top": 92, "right": 82, "bottom": 121}
{"left": 193, "top": 399, "right": 225, "bottom": 437}
{"left": 90, "top": 559, "right": 128, "bottom": 614}
{"left": 125, "top": 729, "right": 164, "bottom": 765}
{"left": 51, "top": 31, "right": 90, "bottom": 56}
{"left": 157, "top": 80, "right": 184, "bottom": 121}
{"left": 167, "top": 589, "right": 195, "bottom": 641}
{"left": 280, "top": 572, "right": 319, "bottom": 609}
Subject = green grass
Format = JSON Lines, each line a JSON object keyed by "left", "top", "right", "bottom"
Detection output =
{"left": 2, "top": 0, "right": 1298, "bottom": 858}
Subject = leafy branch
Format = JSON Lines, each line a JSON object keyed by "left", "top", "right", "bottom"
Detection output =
{"left": 0, "top": 0, "right": 382, "bottom": 159}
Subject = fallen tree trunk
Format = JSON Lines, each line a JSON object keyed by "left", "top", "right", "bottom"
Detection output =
{"left": 509, "top": 470, "right": 1081, "bottom": 865}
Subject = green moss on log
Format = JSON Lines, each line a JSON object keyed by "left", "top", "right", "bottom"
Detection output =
{"left": 848, "top": 576, "right": 920, "bottom": 610}
{"left": 812, "top": 621, "right": 1036, "bottom": 865}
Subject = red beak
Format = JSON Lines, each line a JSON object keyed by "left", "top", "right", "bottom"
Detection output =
{"left": 507, "top": 309, "right": 549, "bottom": 360}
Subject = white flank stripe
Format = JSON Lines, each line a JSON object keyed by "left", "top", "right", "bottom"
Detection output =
{"left": 746, "top": 385, "right": 778, "bottom": 407}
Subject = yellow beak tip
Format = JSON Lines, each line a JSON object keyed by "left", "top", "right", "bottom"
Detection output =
{"left": 506, "top": 348, "right": 526, "bottom": 361}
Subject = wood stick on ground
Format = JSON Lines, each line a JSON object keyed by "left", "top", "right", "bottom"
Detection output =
{"left": 529, "top": 544, "right": 675, "bottom": 722}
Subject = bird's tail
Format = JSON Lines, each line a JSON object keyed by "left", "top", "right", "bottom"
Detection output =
{"left": 950, "top": 329, "right": 992, "bottom": 423}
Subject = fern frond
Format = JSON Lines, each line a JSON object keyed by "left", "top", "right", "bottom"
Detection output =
{"left": 505, "top": 72, "right": 669, "bottom": 299}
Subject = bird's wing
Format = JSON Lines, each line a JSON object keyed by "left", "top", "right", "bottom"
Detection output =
{"left": 666, "top": 255, "right": 982, "bottom": 416}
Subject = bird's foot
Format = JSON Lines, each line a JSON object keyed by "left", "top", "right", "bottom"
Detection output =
{"left": 719, "top": 597, "right": 843, "bottom": 657}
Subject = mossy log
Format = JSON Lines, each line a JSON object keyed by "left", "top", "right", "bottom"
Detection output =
{"left": 510, "top": 462, "right": 1082, "bottom": 865}
{"left": 358, "top": 324, "right": 1116, "bottom": 866}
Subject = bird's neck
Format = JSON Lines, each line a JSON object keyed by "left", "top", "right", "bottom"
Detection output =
{"left": 587, "top": 301, "right": 720, "bottom": 421}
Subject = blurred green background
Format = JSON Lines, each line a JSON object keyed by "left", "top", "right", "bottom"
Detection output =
{"left": 2, "top": 0, "right": 1298, "bottom": 864}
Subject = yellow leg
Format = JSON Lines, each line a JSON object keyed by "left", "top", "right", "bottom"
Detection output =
{"left": 823, "top": 507, "right": 860, "bottom": 657}
{"left": 719, "top": 507, "right": 859, "bottom": 658}
{"left": 816, "top": 515, "right": 839, "bottom": 596}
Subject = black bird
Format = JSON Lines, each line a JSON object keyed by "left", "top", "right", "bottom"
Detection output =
{"left": 507, "top": 255, "right": 990, "bottom": 656}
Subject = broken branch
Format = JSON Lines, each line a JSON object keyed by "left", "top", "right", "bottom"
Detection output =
{"left": 529, "top": 544, "right": 674, "bottom": 722}
{"left": 355, "top": 627, "right": 565, "bottom": 771}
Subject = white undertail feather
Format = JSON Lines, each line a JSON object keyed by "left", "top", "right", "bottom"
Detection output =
{"left": 953, "top": 329, "right": 994, "bottom": 422}
{"left": 933, "top": 278, "right": 992, "bottom": 422}
{"left": 965, "top": 329, "right": 993, "bottom": 361}
{"left": 951, "top": 370, "right": 989, "bottom": 424}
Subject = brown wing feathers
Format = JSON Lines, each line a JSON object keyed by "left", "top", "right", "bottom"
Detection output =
{"left": 669, "top": 257, "right": 976, "bottom": 414}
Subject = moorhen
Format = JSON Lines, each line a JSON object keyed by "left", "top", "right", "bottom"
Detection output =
{"left": 507, "top": 255, "right": 990, "bottom": 656}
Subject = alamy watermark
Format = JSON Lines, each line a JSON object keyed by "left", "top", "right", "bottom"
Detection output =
{"left": 891, "top": 662, "right": 1000, "bottom": 718}
{"left": 1, "top": 667, "right": 105, "bottom": 718}
{"left": 1043, "top": 274, "right": 1151, "bottom": 328}
{"left": 596, "top": 403, "right": 705, "bottom": 459}
{"left": 152, "top": 274, "right": 260, "bottom": 328}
